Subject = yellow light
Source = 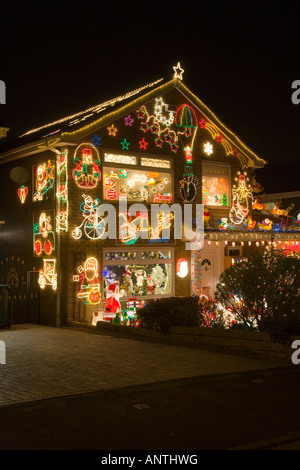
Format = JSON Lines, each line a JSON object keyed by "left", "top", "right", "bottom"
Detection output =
{"left": 38, "top": 259, "right": 57, "bottom": 291}
{"left": 173, "top": 62, "right": 184, "bottom": 80}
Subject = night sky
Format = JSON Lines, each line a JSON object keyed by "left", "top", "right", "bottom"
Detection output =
{"left": 1, "top": 1, "right": 300, "bottom": 168}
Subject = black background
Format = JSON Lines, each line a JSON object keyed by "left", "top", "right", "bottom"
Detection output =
{"left": 1, "top": 0, "right": 300, "bottom": 166}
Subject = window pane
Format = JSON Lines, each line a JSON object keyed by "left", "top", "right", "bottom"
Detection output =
{"left": 103, "top": 166, "right": 172, "bottom": 203}
{"left": 103, "top": 263, "right": 173, "bottom": 298}
{"left": 141, "top": 250, "right": 172, "bottom": 260}
{"left": 202, "top": 163, "right": 229, "bottom": 176}
{"left": 104, "top": 153, "right": 137, "bottom": 165}
{"left": 141, "top": 157, "right": 171, "bottom": 169}
{"left": 105, "top": 251, "right": 138, "bottom": 261}
{"left": 202, "top": 176, "right": 229, "bottom": 206}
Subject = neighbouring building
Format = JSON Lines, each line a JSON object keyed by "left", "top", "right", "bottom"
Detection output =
{"left": 0, "top": 65, "right": 299, "bottom": 327}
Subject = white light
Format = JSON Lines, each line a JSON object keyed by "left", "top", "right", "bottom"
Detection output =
{"left": 104, "top": 153, "right": 137, "bottom": 165}
{"left": 177, "top": 259, "right": 188, "bottom": 278}
{"left": 141, "top": 158, "right": 171, "bottom": 169}
{"left": 173, "top": 62, "right": 184, "bottom": 80}
{"left": 204, "top": 142, "right": 213, "bottom": 155}
{"left": 154, "top": 98, "right": 174, "bottom": 127}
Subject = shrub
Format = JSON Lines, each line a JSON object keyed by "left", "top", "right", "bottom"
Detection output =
{"left": 197, "top": 296, "right": 226, "bottom": 328}
{"left": 136, "top": 296, "right": 200, "bottom": 333}
{"left": 215, "top": 250, "right": 300, "bottom": 342}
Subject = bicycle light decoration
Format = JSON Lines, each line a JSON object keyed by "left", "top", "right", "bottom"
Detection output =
{"left": 72, "top": 194, "right": 106, "bottom": 240}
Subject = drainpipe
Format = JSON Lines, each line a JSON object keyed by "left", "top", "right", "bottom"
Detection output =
{"left": 49, "top": 146, "right": 62, "bottom": 327}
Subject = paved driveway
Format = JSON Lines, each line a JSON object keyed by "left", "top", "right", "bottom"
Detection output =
{"left": 0, "top": 324, "right": 279, "bottom": 407}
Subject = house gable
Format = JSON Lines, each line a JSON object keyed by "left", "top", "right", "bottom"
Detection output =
{"left": 62, "top": 79, "right": 265, "bottom": 172}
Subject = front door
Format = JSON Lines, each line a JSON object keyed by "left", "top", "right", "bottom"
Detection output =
{"left": 191, "top": 242, "right": 223, "bottom": 299}
{"left": 200, "top": 256, "right": 215, "bottom": 299}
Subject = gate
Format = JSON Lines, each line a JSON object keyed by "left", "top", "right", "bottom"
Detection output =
{"left": 0, "top": 257, "right": 39, "bottom": 324}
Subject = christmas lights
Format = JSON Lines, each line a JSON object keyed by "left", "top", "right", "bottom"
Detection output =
{"left": 22, "top": 78, "right": 164, "bottom": 137}
{"left": 18, "top": 185, "right": 28, "bottom": 204}
{"left": 72, "top": 194, "right": 106, "bottom": 240}
{"left": 91, "top": 133, "right": 101, "bottom": 146}
{"left": 124, "top": 114, "right": 134, "bottom": 126}
{"left": 136, "top": 98, "right": 178, "bottom": 153}
{"left": 176, "top": 259, "right": 188, "bottom": 278}
{"left": 107, "top": 124, "right": 118, "bottom": 136}
{"left": 175, "top": 104, "right": 198, "bottom": 153}
{"left": 141, "top": 158, "right": 171, "bottom": 169}
{"left": 33, "top": 160, "right": 55, "bottom": 201}
{"left": 204, "top": 142, "right": 213, "bottom": 156}
{"left": 104, "top": 153, "right": 137, "bottom": 165}
{"left": 229, "top": 171, "right": 252, "bottom": 225}
{"left": 119, "top": 210, "right": 174, "bottom": 245}
{"left": 179, "top": 81, "right": 266, "bottom": 167}
{"left": 173, "top": 62, "right": 184, "bottom": 80}
{"left": 139, "top": 137, "right": 148, "bottom": 149}
{"left": 33, "top": 212, "right": 55, "bottom": 256}
{"left": 38, "top": 259, "right": 57, "bottom": 290}
{"left": 179, "top": 175, "right": 200, "bottom": 203}
{"left": 103, "top": 166, "right": 172, "bottom": 203}
{"left": 72, "top": 143, "right": 101, "bottom": 189}
{"left": 120, "top": 138, "right": 130, "bottom": 150}
{"left": 202, "top": 176, "right": 229, "bottom": 207}
{"left": 56, "top": 149, "right": 68, "bottom": 233}
{"left": 73, "top": 257, "right": 101, "bottom": 305}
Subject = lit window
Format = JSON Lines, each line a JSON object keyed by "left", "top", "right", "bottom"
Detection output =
{"left": 103, "top": 248, "right": 173, "bottom": 298}
{"left": 202, "top": 163, "right": 230, "bottom": 207}
{"left": 103, "top": 166, "right": 172, "bottom": 203}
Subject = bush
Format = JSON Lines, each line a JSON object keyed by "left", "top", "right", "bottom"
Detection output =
{"left": 136, "top": 296, "right": 200, "bottom": 333}
{"left": 215, "top": 250, "right": 300, "bottom": 342}
{"left": 197, "top": 296, "right": 226, "bottom": 328}
{"left": 259, "top": 312, "right": 300, "bottom": 345}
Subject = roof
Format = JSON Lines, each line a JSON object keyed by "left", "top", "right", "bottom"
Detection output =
{"left": 0, "top": 75, "right": 266, "bottom": 168}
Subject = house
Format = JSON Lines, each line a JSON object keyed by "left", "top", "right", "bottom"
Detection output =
{"left": 0, "top": 65, "right": 298, "bottom": 326}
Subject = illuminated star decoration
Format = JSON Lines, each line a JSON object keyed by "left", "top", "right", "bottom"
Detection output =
{"left": 121, "top": 138, "right": 130, "bottom": 150}
{"left": 216, "top": 134, "right": 223, "bottom": 143}
{"left": 91, "top": 133, "right": 101, "bottom": 146}
{"left": 45, "top": 161, "right": 55, "bottom": 179}
{"left": 204, "top": 142, "right": 213, "bottom": 156}
{"left": 107, "top": 124, "right": 118, "bottom": 136}
{"left": 173, "top": 62, "right": 184, "bottom": 80}
{"left": 139, "top": 138, "right": 148, "bottom": 150}
{"left": 124, "top": 114, "right": 134, "bottom": 126}
{"left": 199, "top": 119, "right": 206, "bottom": 129}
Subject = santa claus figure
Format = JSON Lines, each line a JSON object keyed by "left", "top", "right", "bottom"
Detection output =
{"left": 105, "top": 283, "right": 121, "bottom": 314}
